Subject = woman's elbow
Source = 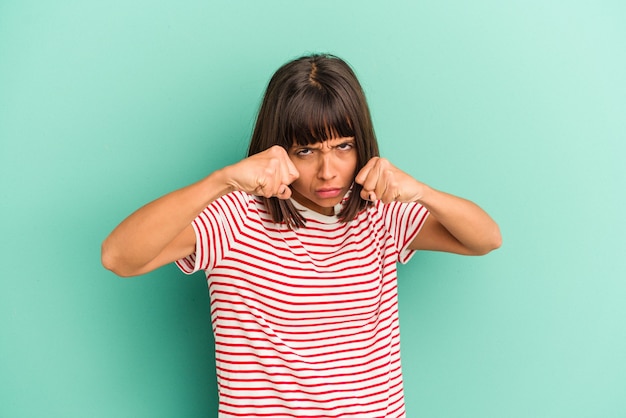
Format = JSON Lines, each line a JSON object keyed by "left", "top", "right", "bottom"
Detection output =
{"left": 493, "top": 229, "right": 503, "bottom": 251}
{"left": 479, "top": 225, "right": 503, "bottom": 255}
{"left": 469, "top": 225, "right": 502, "bottom": 256}
{"left": 101, "top": 241, "right": 136, "bottom": 277}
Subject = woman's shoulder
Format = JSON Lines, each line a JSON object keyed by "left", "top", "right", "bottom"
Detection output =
{"left": 201, "top": 190, "right": 266, "bottom": 220}
{"left": 213, "top": 190, "right": 260, "bottom": 206}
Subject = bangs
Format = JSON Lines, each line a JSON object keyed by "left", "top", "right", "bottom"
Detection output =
{"left": 282, "top": 87, "right": 356, "bottom": 146}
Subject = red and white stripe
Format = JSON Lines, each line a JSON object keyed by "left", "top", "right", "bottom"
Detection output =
{"left": 177, "top": 191, "right": 428, "bottom": 417}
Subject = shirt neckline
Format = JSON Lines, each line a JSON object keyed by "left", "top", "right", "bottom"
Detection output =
{"left": 290, "top": 197, "right": 344, "bottom": 224}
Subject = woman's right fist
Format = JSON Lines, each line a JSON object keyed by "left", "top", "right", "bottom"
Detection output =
{"left": 225, "top": 145, "right": 300, "bottom": 199}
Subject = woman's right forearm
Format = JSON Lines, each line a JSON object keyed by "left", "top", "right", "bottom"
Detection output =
{"left": 101, "top": 168, "right": 234, "bottom": 276}
{"left": 102, "top": 145, "right": 299, "bottom": 276}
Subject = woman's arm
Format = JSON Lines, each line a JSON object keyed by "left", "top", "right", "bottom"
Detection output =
{"left": 407, "top": 186, "right": 502, "bottom": 255}
{"left": 101, "top": 170, "right": 231, "bottom": 277}
{"left": 355, "top": 157, "right": 501, "bottom": 255}
{"left": 101, "top": 146, "right": 299, "bottom": 277}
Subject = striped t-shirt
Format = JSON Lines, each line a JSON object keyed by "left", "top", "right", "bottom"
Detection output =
{"left": 177, "top": 190, "right": 429, "bottom": 417}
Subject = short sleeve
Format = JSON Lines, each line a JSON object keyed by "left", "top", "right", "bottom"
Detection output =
{"left": 382, "top": 200, "right": 430, "bottom": 264}
{"left": 175, "top": 191, "right": 250, "bottom": 275}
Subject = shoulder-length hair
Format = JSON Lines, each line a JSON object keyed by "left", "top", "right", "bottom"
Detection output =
{"left": 248, "top": 53, "right": 380, "bottom": 228}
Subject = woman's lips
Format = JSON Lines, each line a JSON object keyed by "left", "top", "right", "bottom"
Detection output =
{"left": 315, "top": 188, "right": 343, "bottom": 199}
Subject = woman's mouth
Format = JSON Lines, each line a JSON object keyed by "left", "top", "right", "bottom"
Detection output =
{"left": 315, "top": 188, "right": 343, "bottom": 199}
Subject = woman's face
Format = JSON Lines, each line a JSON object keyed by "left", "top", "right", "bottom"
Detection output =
{"left": 287, "top": 137, "right": 358, "bottom": 215}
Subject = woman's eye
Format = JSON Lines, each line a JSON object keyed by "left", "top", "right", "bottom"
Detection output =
{"left": 296, "top": 148, "right": 313, "bottom": 156}
{"left": 337, "top": 142, "right": 354, "bottom": 151}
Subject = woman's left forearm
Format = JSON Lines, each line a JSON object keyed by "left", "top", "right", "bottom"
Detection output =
{"left": 416, "top": 184, "right": 502, "bottom": 254}
{"left": 355, "top": 157, "right": 501, "bottom": 255}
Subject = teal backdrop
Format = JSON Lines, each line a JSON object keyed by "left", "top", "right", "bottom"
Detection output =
{"left": 1, "top": 1, "right": 625, "bottom": 417}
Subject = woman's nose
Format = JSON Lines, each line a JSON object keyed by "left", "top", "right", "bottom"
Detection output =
{"left": 317, "top": 155, "right": 336, "bottom": 180}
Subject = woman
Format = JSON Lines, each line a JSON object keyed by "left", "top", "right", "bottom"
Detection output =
{"left": 102, "top": 54, "right": 501, "bottom": 417}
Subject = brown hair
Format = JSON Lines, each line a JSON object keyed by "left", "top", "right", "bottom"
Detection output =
{"left": 248, "top": 53, "right": 379, "bottom": 228}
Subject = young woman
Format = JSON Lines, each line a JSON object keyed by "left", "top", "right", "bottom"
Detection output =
{"left": 102, "top": 54, "right": 501, "bottom": 417}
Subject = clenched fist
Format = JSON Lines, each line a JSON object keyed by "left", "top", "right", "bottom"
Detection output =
{"left": 355, "top": 157, "right": 424, "bottom": 203}
{"left": 224, "top": 146, "right": 300, "bottom": 199}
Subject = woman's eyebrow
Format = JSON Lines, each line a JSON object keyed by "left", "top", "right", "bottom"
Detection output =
{"left": 330, "top": 137, "right": 355, "bottom": 146}
{"left": 291, "top": 137, "right": 355, "bottom": 150}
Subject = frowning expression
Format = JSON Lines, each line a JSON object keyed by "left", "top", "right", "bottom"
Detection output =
{"left": 288, "top": 137, "right": 357, "bottom": 215}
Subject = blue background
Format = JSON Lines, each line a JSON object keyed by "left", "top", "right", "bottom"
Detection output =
{"left": 1, "top": 1, "right": 625, "bottom": 417}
